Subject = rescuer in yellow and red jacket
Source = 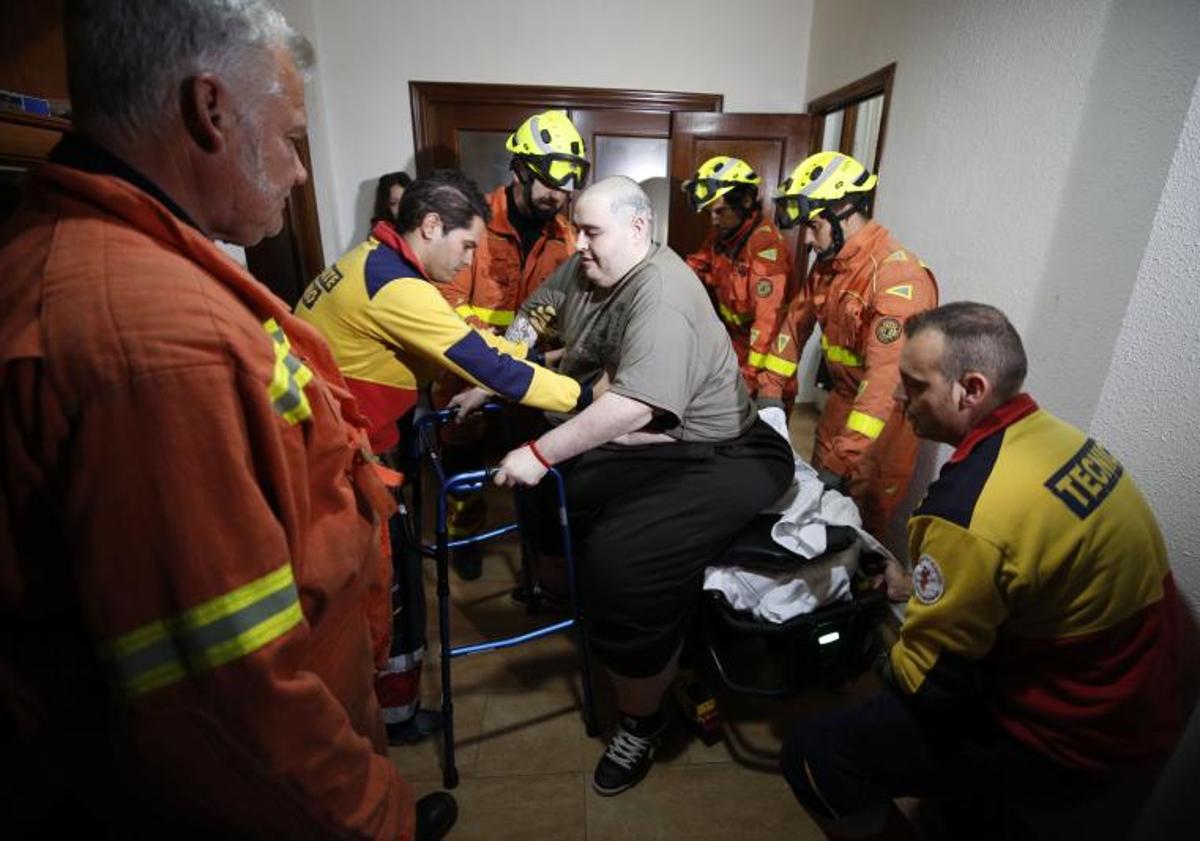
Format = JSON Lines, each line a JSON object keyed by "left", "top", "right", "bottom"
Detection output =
{"left": 762, "top": 152, "right": 937, "bottom": 537}
{"left": 296, "top": 173, "right": 591, "bottom": 453}
{"left": 683, "top": 156, "right": 794, "bottom": 407}
{"left": 781, "top": 304, "right": 1185, "bottom": 840}
{"left": 434, "top": 110, "right": 590, "bottom": 580}
{"left": 296, "top": 170, "right": 593, "bottom": 746}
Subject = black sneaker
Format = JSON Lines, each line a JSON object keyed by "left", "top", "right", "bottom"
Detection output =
{"left": 386, "top": 708, "right": 443, "bottom": 746}
{"left": 592, "top": 719, "right": 663, "bottom": 796}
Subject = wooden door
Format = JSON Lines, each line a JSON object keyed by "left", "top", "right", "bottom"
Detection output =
{"left": 409, "top": 82, "right": 721, "bottom": 229}
{"left": 567, "top": 109, "right": 672, "bottom": 240}
{"left": 667, "top": 112, "right": 819, "bottom": 291}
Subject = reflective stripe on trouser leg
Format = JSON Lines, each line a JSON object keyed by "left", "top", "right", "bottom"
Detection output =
{"left": 377, "top": 645, "right": 425, "bottom": 724}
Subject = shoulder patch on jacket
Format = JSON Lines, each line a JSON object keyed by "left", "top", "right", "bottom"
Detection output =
{"left": 875, "top": 317, "right": 902, "bottom": 344}
{"left": 1044, "top": 438, "right": 1125, "bottom": 520}
{"left": 883, "top": 249, "right": 908, "bottom": 264}
{"left": 915, "top": 431, "right": 1005, "bottom": 529}
{"left": 884, "top": 283, "right": 914, "bottom": 301}
{"left": 300, "top": 264, "right": 344, "bottom": 310}
{"left": 912, "top": 555, "right": 945, "bottom": 604}
{"left": 756, "top": 247, "right": 778, "bottom": 261}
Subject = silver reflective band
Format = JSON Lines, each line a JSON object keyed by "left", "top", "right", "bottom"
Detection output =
{"left": 800, "top": 154, "right": 847, "bottom": 197}
{"left": 529, "top": 115, "right": 554, "bottom": 155}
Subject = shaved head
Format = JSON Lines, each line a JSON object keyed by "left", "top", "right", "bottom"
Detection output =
{"left": 581, "top": 176, "right": 655, "bottom": 228}
{"left": 572, "top": 177, "right": 655, "bottom": 288}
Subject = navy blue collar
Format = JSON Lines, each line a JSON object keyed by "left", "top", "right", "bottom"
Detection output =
{"left": 49, "top": 133, "right": 202, "bottom": 231}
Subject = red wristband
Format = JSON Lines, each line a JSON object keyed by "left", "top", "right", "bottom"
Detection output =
{"left": 525, "top": 439, "right": 552, "bottom": 469}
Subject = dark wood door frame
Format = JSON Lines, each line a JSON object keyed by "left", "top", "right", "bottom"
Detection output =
{"left": 807, "top": 62, "right": 896, "bottom": 176}
{"left": 244, "top": 133, "right": 325, "bottom": 307}
{"left": 409, "top": 81, "right": 723, "bottom": 176}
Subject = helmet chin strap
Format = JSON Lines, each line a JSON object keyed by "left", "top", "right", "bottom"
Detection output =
{"left": 813, "top": 201, "right": 861, "bottom": 261}
{"left": 514, "top": 163, "right": 536, "bottom": 217}
{"left": 813, "top": 208, "right": 844, "bottom": 261}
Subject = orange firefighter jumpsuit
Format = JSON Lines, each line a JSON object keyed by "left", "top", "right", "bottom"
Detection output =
{"left": 440, "top": 184, "right": 576, "bottom": 331}
{"left": 686, "top": 212, "right": 794, "bottom": 404}
{"left": 759, "top": 220, "right": 938, "bottom": 536}
{"left": 0, "top": 160, "right": 414, "bottom": 837}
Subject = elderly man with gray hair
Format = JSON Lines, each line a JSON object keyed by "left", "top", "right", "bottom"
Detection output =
{"left": 482, "top": 176, "right": 794, "bottom": 795}
{"left": 0, "top": 1, "right": 453, "bottom": 838}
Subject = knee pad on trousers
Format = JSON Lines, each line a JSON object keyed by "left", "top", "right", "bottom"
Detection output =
{"left": 780, "top": 724, "right": 896, "bottom": 838}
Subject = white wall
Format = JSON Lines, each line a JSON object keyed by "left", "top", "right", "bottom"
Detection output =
{"left": 278, "top": 0, "right": 814, "bottom": 260}
{"left": 807, "top": 0, "right": 1200, "bottom": 426}
{"left": 273, "top": 0, "right": 344, "bottom": 267}
{"left": 1091, "top": 77, "right": 1200, "bottom": 610}
{"left": 806, "top": 0, "right": 1200, "bottom": 599}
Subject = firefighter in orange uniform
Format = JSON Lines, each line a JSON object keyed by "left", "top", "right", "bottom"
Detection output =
{"left": 441, "top": 110, "right": 585, "bottom": 331}
{"left": 0, "top": 1, "right": 455, "bottom": 837}
{"left": 435, "top": 110, "right": 589, "bottom": 579}
{"left": 762, "top": 152, "right": 938, "bottom": 536}
{"left": 683, "top": 156, "right": 794, "bottom": 409}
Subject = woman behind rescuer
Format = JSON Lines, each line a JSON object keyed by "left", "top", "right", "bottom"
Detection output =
{"left": 371, "top": 170, "right": 412, "bottom": 228}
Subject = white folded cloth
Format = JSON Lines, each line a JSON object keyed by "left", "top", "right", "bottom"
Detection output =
{"left": 701, "top": 407, "right": 894, "bottom": 623}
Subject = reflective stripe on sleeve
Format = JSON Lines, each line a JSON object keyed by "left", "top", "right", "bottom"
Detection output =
{"left": 846, "top": 410, "right": 886, "bottom": 440}
{"left": 470, "top": 305, "right": 516, "bottom": 328}
{"left": 718, "top": 303, "right": 753, "bottom": 327}
{"left": 762, "top": 354, "right": 798, "bottom": 377}
{"left": 263, "top": 318, "right": 313, "bottom": 425}
{"left": 105, "top": 563, "right": 304, "bottom": 697}
{"left": 820, "top": 334, "right": 864, "bottom": 367}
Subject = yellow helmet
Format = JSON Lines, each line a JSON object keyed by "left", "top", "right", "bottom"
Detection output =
{"left": 681, "top": 156, "right": 761, "bottom": 211}
{"left": 773, "top": 152, "right": 877, "bottom": 230}
{"left": 506, "top": 110, "right": 589, "bottom": 191}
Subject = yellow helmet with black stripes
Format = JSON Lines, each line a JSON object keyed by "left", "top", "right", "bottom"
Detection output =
{"left": 506, "top": 110, "right": 590, "bottom": 191}
{"left": 681, "top": 155, "right": 761, "bottom": 212}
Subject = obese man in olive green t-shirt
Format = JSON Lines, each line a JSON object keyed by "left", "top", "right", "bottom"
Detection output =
{"left": 453, "top": 177, "right": 793, "bottom": 797}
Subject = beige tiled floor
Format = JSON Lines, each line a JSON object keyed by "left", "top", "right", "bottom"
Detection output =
{"left": 389, "top": 405, "right": 879, "bottom": 839}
